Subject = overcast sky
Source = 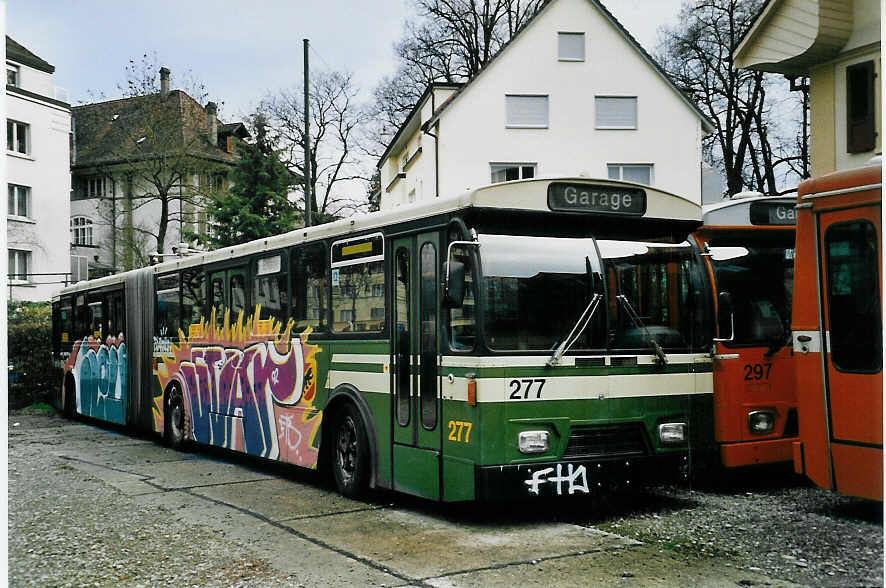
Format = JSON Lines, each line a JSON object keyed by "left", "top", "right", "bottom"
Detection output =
{"left": 7, "top": 0, "right": 684, "bottom": 121}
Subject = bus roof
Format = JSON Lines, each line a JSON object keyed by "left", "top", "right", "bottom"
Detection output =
{"left": 702, "top": 194, "right": 796, "bottom": 227}
{"left": 56, "top": 177, "right": 700, "bottom": 298}
{"left": 797, "top": 162, "right": 882, "bottom": 207}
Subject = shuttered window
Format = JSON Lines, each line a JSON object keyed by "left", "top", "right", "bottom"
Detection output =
{"left": 595, "top": 97, "right": 637, "bottom": 129}
{"left": 505, "top": 95, "right": 549, "bottom": 128}
{"left": 558, "top": 32, "right": 585, "bottom": 61}
{"left": 847, "top": 60, "right": 876, "bottom": 153}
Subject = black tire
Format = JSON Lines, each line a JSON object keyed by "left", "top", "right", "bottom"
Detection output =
{"left": 164, "top": 384, "right": 186, "bottom": 449}
{"left": 331, "top": 403, "right": 369, "bottom": 498}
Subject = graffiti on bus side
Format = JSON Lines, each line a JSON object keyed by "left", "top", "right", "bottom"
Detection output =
{"left": 64, "top": 335, "right": 128, "bottom": 424}
{"left": 155, "top": 307, "right": 322, "bottom": 468}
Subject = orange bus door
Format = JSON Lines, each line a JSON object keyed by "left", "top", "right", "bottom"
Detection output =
{"left": 819, "top": 205, "right": 883, "bottom": 500}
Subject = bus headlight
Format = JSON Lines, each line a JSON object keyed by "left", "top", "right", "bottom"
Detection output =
{"left": 658, "top": 422, "right": 686, "bottom": 445}
{"left": 748, "top": 410, "right": 775, "bottom": 434}
{"left": 518, "top": 431, "right": 550, "bottom": 454}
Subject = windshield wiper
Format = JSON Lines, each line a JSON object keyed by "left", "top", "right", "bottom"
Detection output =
{"left": 616, "top": 294, "right": 668, "bottom": 365}
{"left": 547, "top": 293, "right": 602, "bottom": 367}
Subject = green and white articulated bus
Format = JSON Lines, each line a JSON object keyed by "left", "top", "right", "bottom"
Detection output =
{"left": 52, "top": 177, "right": 715, "bottom": 502}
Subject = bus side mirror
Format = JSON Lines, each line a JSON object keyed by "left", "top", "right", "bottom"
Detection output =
{"left": 714, "top": 291, "right": 734, "bottom": 342}
{"left": 443, "top": 260, "right": 466, "bottom": 308}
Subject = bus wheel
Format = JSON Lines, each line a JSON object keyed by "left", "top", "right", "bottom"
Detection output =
{"left": 164, "top": 385, "right": 186, "bottom": 449}
{"left": 332, "top": 404, "right": 369, "bottom": 498}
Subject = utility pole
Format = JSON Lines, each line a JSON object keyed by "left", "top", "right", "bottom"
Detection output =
{"left": 303, "top": 39, "right": 312, "bottom": 228}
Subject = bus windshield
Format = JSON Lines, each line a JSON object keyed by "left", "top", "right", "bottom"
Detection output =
{"left": 479, "top": 234, "right": 604, "bottom": 351}
{"left": 478, "top": 235, "right": 702, "bottom": 353}
{"left": 708, "top": 234, "right": 794, "bottom": 347}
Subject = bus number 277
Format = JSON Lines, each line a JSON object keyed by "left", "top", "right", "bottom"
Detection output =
{"left": 509, "top": 378, "right": 546, "bottom": 399}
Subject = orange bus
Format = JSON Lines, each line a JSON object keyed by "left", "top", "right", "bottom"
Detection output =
{"left": 791, "top": 163, "right": 882, "bottom": 501}
{"left": 694, "top": 194, "right": 797, "bottom": 468}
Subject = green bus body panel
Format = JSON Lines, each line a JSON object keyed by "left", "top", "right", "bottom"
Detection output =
{"left": 393, "top": 444, "right": 441, "bottom": 499}
{"left": 442, "top": 455, "right": 477, "bottom": 501}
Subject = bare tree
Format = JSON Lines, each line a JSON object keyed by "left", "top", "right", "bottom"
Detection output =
{"left": 260, "top": 70, "right": 371, "bottom": 223}
{"left": 74, "top": 54, "right": 235, "bottom": 269}
{"left": 367, "top": 0, "right": 544, "bottom": 154}
{"left": 657, "top": 0, "right": 809, "bottom": 196}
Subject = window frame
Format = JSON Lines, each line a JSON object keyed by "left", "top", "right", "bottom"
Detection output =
{"left": 607, "top": 163, "right": 654, "bottom": 185}
{"left": 8, "top": 183, "right": 31, "bottom": 218}
{"left": 8, "top": 249, "right": 31, "bottom": 283}
{"left": 557, "top": 31, "right": 585, "bottom": 62}
{"left": 71, "top": 216, "right": 95, "bottom": 246}
{"left": 7, "top": 119, "right": 29, "bottom": 154}
{"left": 595, "top": 96, "right": 638, "bottom": 130}
{"left": 7, "top": 64, "right": 19, "bottom": 87}
{"left": 846, "top": 60, "right": 876, "bottom": 153}
{"left": 505, "top": 94, "right": 550, "bottom": 129}
{"left": 490, "top": 162, "right": 537, "bottom": 183}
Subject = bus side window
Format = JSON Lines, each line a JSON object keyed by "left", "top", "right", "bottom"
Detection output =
{"left": 332, "top": 260, "right": 384, "bottom": 333}
{"left": 447, "top": 245, "right": 476, "bottom": 351}
{"left": 291, "top": 243, "right": 328, "bottom": 333}
{"left": 87, "top": 293, "right": 104, "bottom": 340}
{"left": 74, "top": 295, "right": 89, "bottom": 341}
{"left": 182, "top": 268, "right": 206, "bottom": 331}
{"left": 108, "top": 291, "right": 125, "bottom": 339}
{"left": 254, "top": 253, "right": 287, "bottom": 323}
{"left": 60, "top": 299, "right": 73, "bottom": 345}
{"left": 156, "top": 273, "right": 181, "bottom": 338}
{"left": 52, "top": 302, "right": 61, "bottom": 354}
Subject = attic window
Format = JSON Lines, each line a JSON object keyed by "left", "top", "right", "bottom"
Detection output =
{"left": 558, "top": 33, "right": 585, "bottom": 61}
{"left": 7, "top": 64, "right": 19, "bottom": 87}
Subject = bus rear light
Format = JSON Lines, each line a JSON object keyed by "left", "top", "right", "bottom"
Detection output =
{"left": 748, "top": 410, "right": 775, "bottom": 434}
{"left": 658, "top": 422, "right": 686, "bottom": 445}
{"left": 467, "top": 380, "right": 477, "bottom": 406}
{"left": 518, "top": 431, "right": 549, "bottom": 454}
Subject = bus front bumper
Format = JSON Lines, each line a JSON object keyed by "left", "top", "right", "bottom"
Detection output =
{"left": 475, "top": 454, "right": 688, "bottom": 500}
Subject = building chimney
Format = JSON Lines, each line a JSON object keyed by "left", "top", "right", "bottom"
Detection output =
{"left": 205, "top": 102, "right": 218, "bottom": 146}
{"left": 159, "top": 67, "right": 171, "bottom": 98}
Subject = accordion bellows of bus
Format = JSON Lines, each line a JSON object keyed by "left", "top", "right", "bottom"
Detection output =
{"left": 52, "top": 177, "right": 717, "bottom": 502}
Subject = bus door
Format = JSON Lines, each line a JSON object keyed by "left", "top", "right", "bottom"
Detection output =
{"left": 818, "top": 204, "right": 883, "bottom": 500}
{"left": 208, "top": 266, "right": 248, "bottom": 330}
{"left": 391, "top": 232, "right": 442, "bottom": 499}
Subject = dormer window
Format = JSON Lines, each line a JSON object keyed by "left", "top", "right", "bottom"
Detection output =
{"left": 7, "top": 64, "right": 19, "bottom": 87}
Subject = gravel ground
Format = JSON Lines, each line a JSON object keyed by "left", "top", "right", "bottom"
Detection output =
{"left": 9, "top": 408, "right": 884, "bottom": 587}
{"left": 8, "top": 410, "right": 293, "bottom": 587}
{"left": 587, "top": 469, "right": 884, "bottom": 587}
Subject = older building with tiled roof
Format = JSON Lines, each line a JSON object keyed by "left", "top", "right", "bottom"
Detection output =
{"left": 6, "top": 36, "right": 72, "bottom": 301}
{"left": 71, "top": 67, "right": 250, "bottom": 275}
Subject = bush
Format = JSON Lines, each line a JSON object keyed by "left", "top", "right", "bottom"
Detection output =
{"left": 7, "top": 301, "right": 56, "bottom": 410}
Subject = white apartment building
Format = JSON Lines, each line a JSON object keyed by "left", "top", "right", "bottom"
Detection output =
{"left": 378, "top": 0, "right": 714, "bottom": 210}
{"left": 6, "top": 36, "right": 72, "bottom": 301}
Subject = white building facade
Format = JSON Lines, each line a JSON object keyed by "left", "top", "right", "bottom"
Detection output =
{"left": 6, "top": 36, "right": 72, "bottom": 301}
{"left": 379, "top": 0, "right": 713, "bottom": 210}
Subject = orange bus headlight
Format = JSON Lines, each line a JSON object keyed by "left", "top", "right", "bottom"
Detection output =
{"left": 748, "top": 410, "right": 775, "bottom": 434}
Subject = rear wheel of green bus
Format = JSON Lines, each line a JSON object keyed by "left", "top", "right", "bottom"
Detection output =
{"left": 332, "top": 404, "right": 369, "bottom": 498}
{"left": 165, "top": 384, "right": 186, "bottom": 449}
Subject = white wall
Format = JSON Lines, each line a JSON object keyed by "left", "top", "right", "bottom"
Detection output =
{"left": 6, "top": 64, "right": 71, "bottom": 301}
{"left": 381, "top": 0, "right": 704, "bottom": 209}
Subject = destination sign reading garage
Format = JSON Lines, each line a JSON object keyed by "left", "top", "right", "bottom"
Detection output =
{"left": 749, "top": 201, "right": 796, "bottom": 226}
{"left": 547, "top": 182, "right": 646, "bottom": 215}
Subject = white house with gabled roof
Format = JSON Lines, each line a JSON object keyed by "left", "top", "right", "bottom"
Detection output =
{"left": 377, "top": 0, "right": 715, "bottom": 210}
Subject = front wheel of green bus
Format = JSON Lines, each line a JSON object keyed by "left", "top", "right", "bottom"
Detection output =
{"left": 332, "top": 404, "right": 369, "bottom": 498}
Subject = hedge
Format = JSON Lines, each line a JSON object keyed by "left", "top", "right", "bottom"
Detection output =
{"left": 8, "top": 301, "right": 58, "bottom": 409}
